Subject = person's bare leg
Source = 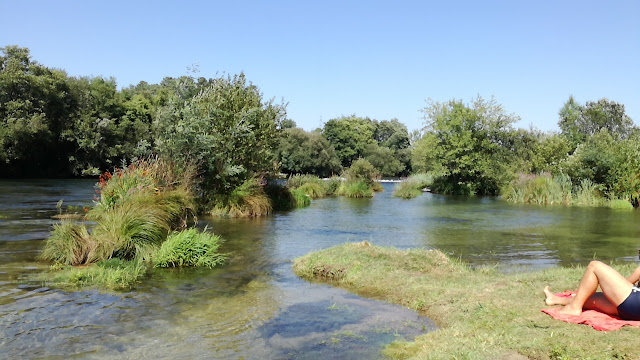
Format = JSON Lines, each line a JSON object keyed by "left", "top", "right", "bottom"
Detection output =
{"left": 557, "top": 261, "right": 633, "bottom": 316}
{"left": 583, "top": 293, "right": 618, "bottom": 317}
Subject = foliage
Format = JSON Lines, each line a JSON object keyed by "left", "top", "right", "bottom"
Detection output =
{"left": 154, "top": 73, "right": 286, "bottom": 201}
{"left": 276, "top": 127, "right": 342, "bottom": 177}
{"left": 415, "top": 96, "right": 518, "bottom": 195}
{"left": 264, "top": 182, "right": 310, "bottom": 210}
{"left": 341, "top": 158, "right": 380, "bottom": 187}
{"left": 559, "top": 96, "right": 635, "bottom": 146}
{"left": 208, "top": 177, "right": 272, "bottom": 217}
{"left": 290, "top": 188, "right": 311, "bottom": 207}
{"left": 322, "top": 115, "right": 376, "bottom": 167}
{"left": 501, "top": 173, "right": 572, "bottom": 205}
{"left": 323, "top": 176, "right": 342, "bottom": 195}
{"left": 152, "top": 228, "right": 227, "bottom": 268}
{"left": 362, "top": 143, "right": 405, "bottom": 177}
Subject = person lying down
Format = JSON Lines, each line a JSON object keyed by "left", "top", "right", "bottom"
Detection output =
{"left": 544, "top": 261, "right": 640, "bottom": 320}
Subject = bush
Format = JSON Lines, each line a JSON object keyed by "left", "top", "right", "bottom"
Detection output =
{"left": 208, "top": 177, "right": 272, "bottom": 217}
{"left": 291, "top": 188, "right": 311, "bottom": 207}
{"left": 152, "top": 228, "right": 227, "bottom": 268}
{"left": 342, "top": 158, "right": 380, "bottom": 187}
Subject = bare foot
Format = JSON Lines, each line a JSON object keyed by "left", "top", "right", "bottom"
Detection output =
{"left": 544, "top": 286, "right": 574, "bottom": 306}
{"left": 555, "top": 304, "right": 583, "bottom": 317}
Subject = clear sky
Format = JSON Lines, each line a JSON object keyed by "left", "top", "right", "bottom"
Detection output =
{"left": 1, "top": 0, "right": 638, "bottom": 133}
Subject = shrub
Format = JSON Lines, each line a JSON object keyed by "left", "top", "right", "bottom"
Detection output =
{"left": 342, "top": 158, "right": 380, "bottom": 187}
{"left": 208, "top": 177, "right": 272, "bottom": 217}
{"left": 152, "top": 228, "right": 227, "bottom": 268}
{"left": 337, "top": 180, "right": 373, "bottom": 198}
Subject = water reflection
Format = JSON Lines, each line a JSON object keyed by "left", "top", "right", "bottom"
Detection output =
{"left": 1, "top": 180, "right": 640, "bottom": 359}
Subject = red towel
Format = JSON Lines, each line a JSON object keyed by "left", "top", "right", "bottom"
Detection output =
{"left": 542, "top": 291, "right": 640, "bottom": 331}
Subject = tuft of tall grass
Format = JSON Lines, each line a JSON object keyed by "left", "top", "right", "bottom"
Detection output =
{"left": 291, "top": 188, "right": 311, "bottom": 207}
{"left": 573, "top": 179, "right": 603, "bottom": 207}
{"left": 337, "top": 180, "right": 373, "bottom": 198}
{"left": 393, "top": 173, "right": 435, "bottom": 199}
{"left": 286, "top": 174, "right": 323, "bottom": 189}
{"left": 39, "top": 220, "right": 93, "bottom": 265}
{"left": 322, "top": 176, "right": 342, "bottom": 195}
{"left": 297, "top": 182, "right": 327, "bottom": 199}
{"left": 152, "top": 228, "right": 227, "bottom": 268}
{"left": 609, "top": 199, "right": 634, "bottom": 210}
{"left": 502, "top": 173, "right": 573, "bottom": 205}
{"left": 393, "top": 182, "right": 422, "bottom": 199}
{"left": 208, "top": 177, "right": 272, "bottom": 217}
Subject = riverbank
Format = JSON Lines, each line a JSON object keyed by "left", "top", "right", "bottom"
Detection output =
{"left": 293, "top": 242, "right": 640, "bottom": 359}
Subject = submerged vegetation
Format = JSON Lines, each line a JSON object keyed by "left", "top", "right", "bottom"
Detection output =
{"left": 294, "top": 243, "right": 640, "bottom": 359}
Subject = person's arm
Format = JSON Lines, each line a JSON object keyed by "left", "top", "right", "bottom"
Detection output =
{"left": 626, "top": 267, "right": 640, "bottom": 285}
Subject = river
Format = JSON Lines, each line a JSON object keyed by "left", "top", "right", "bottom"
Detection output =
{"left": 1, "top": 179, "right": 639, "bottom": 359}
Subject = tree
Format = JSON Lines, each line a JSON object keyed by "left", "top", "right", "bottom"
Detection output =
{"left": 362, "top": 143, "right": 404, "bottom": 177}
{"left": 276, "top": 127, "right": 342, "bottom": 177}
{"left": 0, "top": 45, "right": 74, "bottom": 176}
{"left": 415, "top": 96, "right": 519, "bottom": 195}
{"left": 322, "top": 116, "right": 375, "bottom": 167}
{"left": 559, "top": 96, "right": 634, "bottom": 146}
{"left": 154, "top": 73, "right": 286, "bottom": 202}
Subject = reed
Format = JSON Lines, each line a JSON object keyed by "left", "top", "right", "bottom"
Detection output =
{"left": 47, "top": 258, "right": 148, "bottom": 289}
{"left": 337, "top": 180, "right": 373, "bottom": 198}
{"left": 297, "top": 182, "right": 327, "bottom": 199}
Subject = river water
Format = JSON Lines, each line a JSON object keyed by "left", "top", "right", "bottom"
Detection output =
{"left": 1, "top": 180, "right": 639, "bottom": 359}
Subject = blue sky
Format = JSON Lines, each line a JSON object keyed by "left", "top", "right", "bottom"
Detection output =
{"left": 1, "top": 1, "right": 638, "bottom": 133}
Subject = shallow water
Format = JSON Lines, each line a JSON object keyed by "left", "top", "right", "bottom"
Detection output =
{"left": 1, "top": 180, "right": 639, "bottom": 359}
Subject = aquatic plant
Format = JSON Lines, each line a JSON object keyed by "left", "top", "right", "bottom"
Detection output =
{"left": 573, "top": 179, "right": 604, "bottom": 207}
{"left": 286, "top": 174, "right": 323, "bottom": 189}
{"left": 297, "top": 182, "right": 326, "bottom": 199}
{"left": 336, "top": 180, "right": 373, "bottom": 198}
{"left": 322, "top": 176, "right": 342, "bottom": 195}
{"left": 47, "top": 258, "right": 147, "bottom": 289}
{"left": 208, "top": 177, "right": 272, "bottom": 217}
{"left": 290, "top": 188, "right": 311, "bottom": 207}
{"left": 392, "top": 181, "right": 422, "bottom": 199}
{"left": 152, "top": 228, "right": 227, "bottom": 268}
{"left": 39, "top": 220, "right": 93, "bottom": 265}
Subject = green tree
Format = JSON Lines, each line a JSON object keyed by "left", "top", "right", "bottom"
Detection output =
{"left": 322, "top": 115, "right": 375, "bottom": 167}
{"left": 154, "top": 73, "right": 286, "bottom": 203}
{"left": 0, "top": 45, "right": 74, "bottom": 176}
{"left": 276, "top": 127, "right": 342, "bottom": 177}
{"left": 362, "top": 143, "right": 404, "bottom": 177}
{"left": 559, "top": 96, "right": 634, "bottom": 146}
{"left": 416, "top": 96, "right": 519, "bottom": 195}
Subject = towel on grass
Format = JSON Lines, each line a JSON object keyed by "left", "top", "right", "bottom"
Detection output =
{"left": 542, "top": 291, "right": 640, "bottom": 331}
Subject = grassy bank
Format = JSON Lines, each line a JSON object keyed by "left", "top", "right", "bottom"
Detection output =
{"left": 293, "top": 243, "right": 640, "bottom": 359}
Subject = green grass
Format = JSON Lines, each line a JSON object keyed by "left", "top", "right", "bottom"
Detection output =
{"left": 39, "top": 220, "right": 92, "bottom": 265}
{"left": 286, "top": 174, "right": 324, "bottom": 189}
{"left": 43, "top": 258, "right": 148, "bottom": 290}
{"left": 291, "top": 188, "right": 311, "bottom": 207}
{"left": 152, "top": 228, "right": 227, "bottom": 268}
{"left": 208, "top": 177, "right": 272, "bottom": 217}
{"left": 323, "top": 176, "right": 342, "bottom": 195}
{"left": 297, "top": 182, "right": 327, "bottom": 199}
{"left": 393, "top": 182, "right": 422, "bottom": 199}
{"left": 337, "top": 180, "right": 373, "bottom": 198}
{"left": 609, "top": 199, "right": 634, "bottom": 210}
{"left": 293, "top": 243, "right": 640, "bottom": 359}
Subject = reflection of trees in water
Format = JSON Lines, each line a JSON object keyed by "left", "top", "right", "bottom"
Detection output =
{"left": 419, "top": 197, "right": 640, "bottom": 267}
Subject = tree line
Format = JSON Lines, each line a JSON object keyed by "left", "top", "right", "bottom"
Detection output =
{"left": 1, "top": 45, "right": 637, "bottom": 206}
